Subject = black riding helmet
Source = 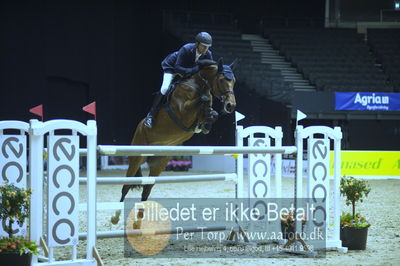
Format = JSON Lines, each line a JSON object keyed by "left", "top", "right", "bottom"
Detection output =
{"left": 195, "top": 32, "right": 212, "bottom": 47}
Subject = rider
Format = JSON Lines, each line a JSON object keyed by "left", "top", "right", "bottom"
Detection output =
{"left": 143, "top": 32, "right": 213, "bottom": 128}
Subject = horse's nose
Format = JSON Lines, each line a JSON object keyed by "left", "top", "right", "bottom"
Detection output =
{"left": 225, "top": 102, "right": 235, "bottom": 113}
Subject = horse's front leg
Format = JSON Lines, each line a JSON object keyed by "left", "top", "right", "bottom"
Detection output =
{"left": 205, "top": 107, "right": 219, "bottom": 123}
{"left": 200, "top": 105, "right": 219, "bottom": 134}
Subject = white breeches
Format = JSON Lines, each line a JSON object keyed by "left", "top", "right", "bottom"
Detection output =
{"left": 160, "top": 72, "right": 174, "bottom": 95}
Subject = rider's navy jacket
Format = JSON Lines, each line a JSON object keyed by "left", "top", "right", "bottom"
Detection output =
{"left": 161, "top": 43, "right": 213, "bottom": 76}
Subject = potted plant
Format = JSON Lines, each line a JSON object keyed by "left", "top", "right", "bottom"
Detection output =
{"left": 0, "top": 182, "right": 39, "bottom": 265}
{"left": 340, "top": 176, "right": 371, "bottom": 250}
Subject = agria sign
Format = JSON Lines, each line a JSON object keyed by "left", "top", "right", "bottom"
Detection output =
{"left": 354, "top": 93, "right": 389, "bottom": 110}
{"left": 335, "top": 92, "right": 400, "bottom": 111}
{"left": 354, "top": 93, "right": 389, "bottom": 107}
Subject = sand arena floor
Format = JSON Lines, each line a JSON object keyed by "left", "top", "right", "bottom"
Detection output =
{"left": 52, "top": 169, "right": 400, "bottom": 266}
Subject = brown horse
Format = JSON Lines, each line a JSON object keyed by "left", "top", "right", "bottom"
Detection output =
{"left": 111, "top": 58, "right": 236, "bottom": 224}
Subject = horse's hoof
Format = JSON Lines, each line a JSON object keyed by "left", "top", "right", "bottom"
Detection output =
{"left": 133, "top": 220, "right": 142, "bottom": 229}
{"left": 111, "top": 210, "right": 121, "bottom": 224}
{"left": 111, "top": 216, "right": 120, "bottom": 225}
{"left": 201, "top": 123, "right": 211, "bottom": 134}
{"left": 137, "top": 209, "right": 144, "bottom": 219}
{"left": 202, "top": 128, "right": 210, "bottom": 134}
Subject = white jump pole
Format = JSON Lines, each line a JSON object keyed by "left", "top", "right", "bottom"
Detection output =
{"left": 79, "top": 226, "right": 228, "bottom": 240}
{"left": 79, "top": 173, "right": 237, "bottom": 185}
{"left": 97, "top": 145, "right": 297, "bottom": 156}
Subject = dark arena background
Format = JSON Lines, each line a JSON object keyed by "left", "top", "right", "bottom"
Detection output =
{"left": 1, "top": 0, "right": 399, "bottom": 149}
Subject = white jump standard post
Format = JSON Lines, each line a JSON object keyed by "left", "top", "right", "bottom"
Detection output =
{"left": 229, "top": 125, "right": 290, "bottom": 243}
{"left": 0, "top": 121, "right": 30, "bottom": 238}
{"left": 284, "top": 125, "right": 347, "bottom": 254}
{"left": 29, "top": 119, "right": 99, "bottom": 266}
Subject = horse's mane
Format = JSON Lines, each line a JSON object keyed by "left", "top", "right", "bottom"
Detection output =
{"left": 197, "top": 58, "right": 235, "bottom": 80}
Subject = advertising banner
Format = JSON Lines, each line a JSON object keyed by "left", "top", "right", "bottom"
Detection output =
{"left": 280, "top": 151, "right": 400, "bottom": 177}
{"left": 330, "top": 151, "right": 400, "bottom": 176}
{"left": 335, "top": 92, "right": 400, "bottom": 111}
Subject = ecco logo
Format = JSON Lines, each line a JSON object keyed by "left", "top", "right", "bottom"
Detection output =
{"left": 49, "top": 137, "right": 78, "bottom": 245}
{"left": 309, "top": 139, "right": 328, "bottom": 227}
{"left": 1, "top": 136, "right": 26, "bottom": 235}
{"left": 249, "top": 137, "right": 270, "bottom": 221}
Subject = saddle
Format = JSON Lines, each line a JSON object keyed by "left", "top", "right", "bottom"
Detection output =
{"left": 162, "top": 74, "right": 217, "bottom": 133}
{"left": 164, "top": 74, "right": 201, "bottom": 105}
{"left": 164, "top": 75, "right": 182, "bottom": 104}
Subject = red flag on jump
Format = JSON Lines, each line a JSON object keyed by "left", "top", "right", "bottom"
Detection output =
{"left": 29, "top": 104, "right": 44, "bottom": 121}
{"left": 82, "top": 101, "right": 96, "bottom": 120}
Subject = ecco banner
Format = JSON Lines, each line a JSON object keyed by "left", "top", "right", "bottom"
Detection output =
{"left": 47, "top": 135, "right": 79, "bottom": 247}
{"left": 335, "top": 92, "right": 400, "bottom": 111}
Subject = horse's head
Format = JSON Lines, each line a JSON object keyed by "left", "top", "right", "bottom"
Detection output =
{"left": 197, "top": 58, "right": 237, "bottom": 114}
{"left": 214, "top": 58, "right": 237, "bottom": 114}
{"left": 194, "top": 58, "right": 237, "bottom": 134}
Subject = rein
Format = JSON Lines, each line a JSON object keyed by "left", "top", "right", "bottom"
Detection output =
{"left": 164, "top": 105, "right": 198, "bottom": 132}
{"left": 163, "top": 80, "right": 203, "bottom": 132}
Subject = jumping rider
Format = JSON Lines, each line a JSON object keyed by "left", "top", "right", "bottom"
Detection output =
{"left": 143, "top": 32, "right": 213, "bottom": 128}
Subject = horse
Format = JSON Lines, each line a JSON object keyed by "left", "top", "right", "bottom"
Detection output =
{"left": 111, "top": 58, "right": 237, "bottom": 224}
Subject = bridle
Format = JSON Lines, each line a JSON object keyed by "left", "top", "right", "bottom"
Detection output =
{"left": 198, "top": 68, "right": 234, "bottom": 103}
{"left": 214, "top": 74, "right": 235, "bottom": 102}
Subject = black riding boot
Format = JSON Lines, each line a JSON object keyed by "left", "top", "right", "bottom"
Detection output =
{"left": 144, "top": 92, "right": 164, "bottom": 128}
